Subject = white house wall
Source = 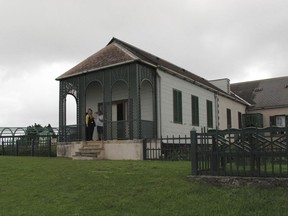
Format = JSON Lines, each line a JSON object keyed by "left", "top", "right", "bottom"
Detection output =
{"left": 157, "top": 69, "right": 215, "bottom": 137}
{"left": 217, "top": 95, "right": 246, "bottom": 130}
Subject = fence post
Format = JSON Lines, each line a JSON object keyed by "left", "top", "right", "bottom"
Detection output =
{"left": 211, "top": 135, "right": 218, "bottom": 176}
{"left": 143, "top": 138, "right": 147, "bottom": 160}
{"left": 31, "top": 139, "right": 35, "bottom": 156}
{"left": 16, "top": 139, "right": 18, "bottom": 156}
{"left": 48, "top": 137, "right": 52, "bottom": 157}
{"left": 249, "top": 132, "right": 255, "bottom": 175}
{"left": 1, "top": 141, "right": 4, "bottom": 155}
{"left": 191, "top": 130, "right": 198, "bottom": 175}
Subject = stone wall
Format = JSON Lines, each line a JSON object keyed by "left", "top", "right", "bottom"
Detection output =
{"left": 57, "top": 140, "right": 143, "bottom": 160}
{"left": 188, "top": 175, "right": 288, "bottom": 188}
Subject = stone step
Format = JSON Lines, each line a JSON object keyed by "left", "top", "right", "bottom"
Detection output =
{"left": 72, "top": 151, "right": 104, "bottom": 160}
{"left": 78, "top": 148, "right": 103, "bottom": 154}
{"left": 80, "top": 148, "right": 101, "bottom": 152}
{"left": 72, "top": 140, "right": 105, "bottom": 160}
{"left": 82, "top": 143, "right": 103, "bottom": 148}
{"left": 81, "top": 146, "right": 102, "bottom": 150}
{"left": 75, "top": 151, "right": 101, "bottom": 156}
{"left": 72, "top": 155, "right": 101, "bottom": 160}
{"left": 73, "top": 147, "right": 104, "bottom": 160}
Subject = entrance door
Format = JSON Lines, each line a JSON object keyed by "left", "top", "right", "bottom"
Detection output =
{"left": 117, "top": 103, "right": 124, "bottom": 121}
{"left": 112, "top": 100, "right": 128, "bottom": 139}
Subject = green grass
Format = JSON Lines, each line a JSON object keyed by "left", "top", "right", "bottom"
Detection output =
{"left": 0, "top": 157, "right": 288, "bottom": 216}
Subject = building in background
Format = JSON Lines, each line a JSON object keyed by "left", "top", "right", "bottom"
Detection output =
{"left": 231, "top": 76, "right": 288, "bottom": 128}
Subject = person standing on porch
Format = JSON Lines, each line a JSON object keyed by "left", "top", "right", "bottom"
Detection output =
{"left": 86, "top": 108, "right": 95, "bottom": 141}
{"left": 96, "top": 110, "right": 104, "bottom": 141}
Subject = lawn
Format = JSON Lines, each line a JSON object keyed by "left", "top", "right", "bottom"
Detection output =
{"left": 0, "top": 157, "right": 288, "bottom": 216}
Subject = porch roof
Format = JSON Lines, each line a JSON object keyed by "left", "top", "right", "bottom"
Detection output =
{"left": 56, "top": 38, "right": 218, "bottom": 91}
{"left": 56, "top": 42, "right": 137, "bottom": 80}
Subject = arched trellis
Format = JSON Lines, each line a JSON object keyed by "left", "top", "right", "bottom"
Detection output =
{"left": 139, "top": 78, "right": 156, "bottom": 138}
{"left": 86, "top": 80, "right": 103, "bottom": 89}
{"left": 140, "top": 79, "right": 153, "bottom": 89}
{"left": 85, "top": 80, "right": 104, "bottom": 113}
{"left": 59, "top": 77, "right": 81, "bottom": 142}
{"left": 0, "top": 127, "right": 59, "bottom": 137}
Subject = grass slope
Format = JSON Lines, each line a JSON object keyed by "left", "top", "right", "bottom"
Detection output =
{"left": 0, "top": 157, "right": 287, "bottom": 216}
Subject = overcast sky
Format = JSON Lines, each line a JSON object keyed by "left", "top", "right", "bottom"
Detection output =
{"left": 1, "top": 0, "right": 288, "bottom": 127}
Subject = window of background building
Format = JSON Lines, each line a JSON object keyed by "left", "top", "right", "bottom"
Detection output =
{"left": 238, "top": 112, "right": 242, "bottom": 129}
{"left": 227, "top": 108, "right": 231, "bottom": 129}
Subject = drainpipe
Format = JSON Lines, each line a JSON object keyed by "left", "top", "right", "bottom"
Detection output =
{"left": 214, "top": 93, "right": 219, "bottom": 130}
{"left": 156, "top": 70, "right": 162, "bottom": 138}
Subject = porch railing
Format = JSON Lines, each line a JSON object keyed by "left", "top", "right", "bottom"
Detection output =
{"left": 62, "top": 125, "right": 80, "bottom": 142}
{"left": 109, "top": 120, "right": 154, "bottom": 140}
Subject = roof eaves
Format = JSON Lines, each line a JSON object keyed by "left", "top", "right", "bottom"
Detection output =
{"left": 113, "top": 42, "right": 139, "bottom": 60}
{"left": 248, "top": 104, "right": 288, "bottom": 111}
{"left": 230, "top": 91, "right": 251, "bottom": 106}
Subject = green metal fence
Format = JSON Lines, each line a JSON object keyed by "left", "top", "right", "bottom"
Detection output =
{"left": 0, "top": 127, "right": 58, "bottom": 157}
{"left": 143, "top": 135, "right": 191, "bottom": 161}
{"left": 143, "top": 127, "right": 288, "bottom": 177}
{"left": 191, "top": 127, "right": 288, "bottom": 177}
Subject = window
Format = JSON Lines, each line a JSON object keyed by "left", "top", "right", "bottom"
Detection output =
{"left": 206, "top": 100, "right": 213, "bottom": 128}
{"left": 173, "top": 89, "right": 182, "bottom": 124}
{"left": 226, "top": 109, "right": 231, "bottom": 129}
{"left": 270, "top": 115, "right": 287, "bottom": 127}
{"left": 238, "top": 112, "right": 242, "bottom": 129}
{"left": 191, "top": 95, "right": 199, "bottom": 126}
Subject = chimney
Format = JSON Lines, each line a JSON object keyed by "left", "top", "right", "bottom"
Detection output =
{"left": 209, "top": 78, "right": 230, "bottom": 94}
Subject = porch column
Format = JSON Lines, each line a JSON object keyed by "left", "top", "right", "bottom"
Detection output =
{"left": 79, "top": 76, "right": 86, "bottom": 141}
{"left": 103, "top": 70, "right": 112, "bottom": 140}
{"left": 59, "top": 81, "right": 66, "bottom": 142}
{"left": 129, "top": 64, "right": 141, "bottom": 139}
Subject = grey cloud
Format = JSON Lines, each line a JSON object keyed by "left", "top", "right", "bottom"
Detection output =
{"left": 1, "top": 0, "right": 288, "bottom": 126}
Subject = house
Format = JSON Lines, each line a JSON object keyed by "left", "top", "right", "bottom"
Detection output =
{"left": 231, "top": 76, "right": 288, "bottom": 128}
{"left": 56, "top": 38, "right": 247, "bottom": 142}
